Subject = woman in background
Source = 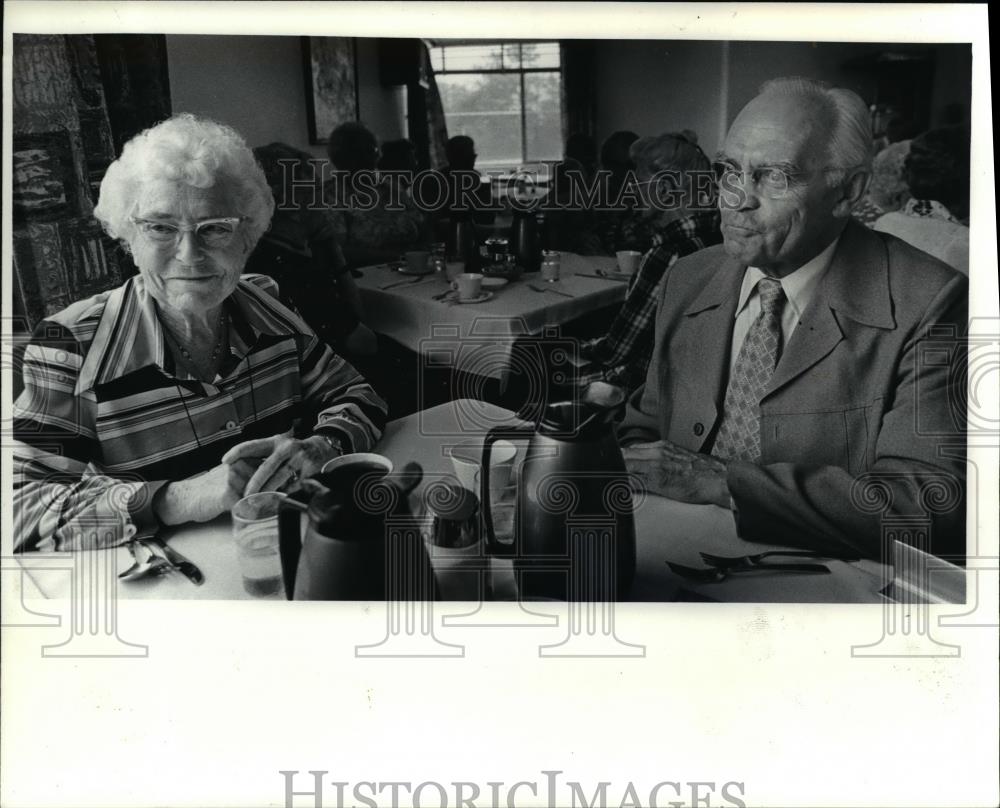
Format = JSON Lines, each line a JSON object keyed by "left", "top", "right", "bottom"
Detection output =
{"left": 323, "top": 122, "right": 428, "bottom": 269}
{"left": 246, "top": 141, "right": 377, "bottom": 359}
{"left": 577, "top": 131, "right": 722, "bottom": 390}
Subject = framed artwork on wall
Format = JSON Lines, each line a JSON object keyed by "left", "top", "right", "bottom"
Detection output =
{"left": 303, "top": 36, "right": 359, "bottom": 144}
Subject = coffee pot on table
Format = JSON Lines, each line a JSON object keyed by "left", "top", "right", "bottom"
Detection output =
{"left": 277, "top": 455, "right": 434, "bottom": 600}
{"left": 481, "top": 383, "right": 636, "bottom": 600}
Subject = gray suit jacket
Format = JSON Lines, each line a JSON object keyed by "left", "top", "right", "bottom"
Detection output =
{"left": 620, "top": 220, "right": 968, "bottom": 559}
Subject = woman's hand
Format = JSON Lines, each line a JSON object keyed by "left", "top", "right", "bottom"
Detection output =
{"left": 153, "top": 459, "right": 260, "bottom": 525}
{"left": 222, "top": 433, "right": 341, "bottom": 497}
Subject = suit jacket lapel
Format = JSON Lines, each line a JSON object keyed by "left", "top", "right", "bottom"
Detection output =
{"left": 765, "top": 220, "right": 895, "bottom": 398}
{"left": 675, "top": 256, "right": 745, "bottom": 439}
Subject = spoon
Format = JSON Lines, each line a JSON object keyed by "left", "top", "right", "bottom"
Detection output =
{"left": 118, "top": 540, "right": 171, "bottom": 582}
{"left": 527, "top": 283, "right": 575, "bottom": 298}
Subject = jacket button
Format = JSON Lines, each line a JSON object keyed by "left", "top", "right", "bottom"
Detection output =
{"left": 693, "top": 422, "right": 705, "bottom": 436}
{"left": 225, "top": 420, "right": 237, "bottom": 430}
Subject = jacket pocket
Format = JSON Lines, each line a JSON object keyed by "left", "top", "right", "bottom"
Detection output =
{"left": 761, "top": 401, "right": 880, "bottom": 475}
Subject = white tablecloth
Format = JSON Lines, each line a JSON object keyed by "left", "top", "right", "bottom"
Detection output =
{"left": 355, "top": 253, "right": 624, "bottom": 379}
{"left": 17, "top": 400, "right": 892, "bottom": 602}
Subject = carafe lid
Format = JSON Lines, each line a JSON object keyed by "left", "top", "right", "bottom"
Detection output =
{"left": 539, "top": 382, "right": 626, "bottom": 437}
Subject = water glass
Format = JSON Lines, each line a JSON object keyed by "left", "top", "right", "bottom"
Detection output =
{"left": 232, "top": 492, "right": 286, "bottom": 597}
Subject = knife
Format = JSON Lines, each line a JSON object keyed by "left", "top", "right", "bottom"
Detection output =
{"left": 141, "top": 538, "right": 204, "bottom": 585}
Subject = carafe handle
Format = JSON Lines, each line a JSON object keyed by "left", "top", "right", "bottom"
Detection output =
{"left": 482, "top": 426, "right": 533, "bottom": 556}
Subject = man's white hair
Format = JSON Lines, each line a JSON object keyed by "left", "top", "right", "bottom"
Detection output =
{"left": 756, "top": 77, "right": 874, "bottom": 186}
{"left": 94, "top": 113, "right": 274, "bottom": 251}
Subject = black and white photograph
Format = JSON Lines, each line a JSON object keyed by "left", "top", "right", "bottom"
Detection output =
{"left": 2, "top": 3, "right": 996, "bottom": 808}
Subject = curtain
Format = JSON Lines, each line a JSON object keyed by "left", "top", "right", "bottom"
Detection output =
{"left": 420, "top": 41, "right": 449, "bottom": 169}
{"left": 11, "top": 34, "right": 171, "bottom": 329}
{"left": 560, "top": 40, "right": 597, "bottom": 143}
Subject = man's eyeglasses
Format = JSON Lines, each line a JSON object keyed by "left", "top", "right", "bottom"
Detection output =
{"left": 712, "top": 161, "right": 806, "bottom": 199}
{"left": 129, "top": 216, "right": 246, "bottom": 248}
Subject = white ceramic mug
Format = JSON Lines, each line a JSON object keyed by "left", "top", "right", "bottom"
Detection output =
{"left": 451, "top": 273, "right": 483, "bottom": 301}
{"left": 616, "top": 250, "right": 642, "bottom": 275}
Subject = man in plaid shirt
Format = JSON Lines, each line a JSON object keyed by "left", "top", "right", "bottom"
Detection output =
{"left": 578, "top": 132, "right": 722, "bottom": 390}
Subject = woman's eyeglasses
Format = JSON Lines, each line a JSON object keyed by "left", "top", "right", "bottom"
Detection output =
{"left": 129, "top": 216, "right": 246, "bottom": 248}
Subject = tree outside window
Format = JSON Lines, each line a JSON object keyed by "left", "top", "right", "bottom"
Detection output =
{"left": 431, "top": 42, "right": 562, "bottom": 172}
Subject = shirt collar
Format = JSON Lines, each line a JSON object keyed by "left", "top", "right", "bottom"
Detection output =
{"left": 733, "top": 234, "right": 841, "bottom": 322}
{"left": 75, "top": 274, "right": 306, "bottom": 393}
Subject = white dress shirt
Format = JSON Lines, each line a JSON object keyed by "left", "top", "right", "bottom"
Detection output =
{"left": 728, "top": 236, "right": 841, "bottom": 373}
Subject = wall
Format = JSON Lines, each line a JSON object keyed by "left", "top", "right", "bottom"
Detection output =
{"left": 591, "top": 40, "right": 973, "bottom": 158}
{"left": 166, "top": 35, "right": 404, "bottom": 160}
{"left": 592, "top": 40, "right": 728, "bottom": 155}
{"left": 724, "top": 41, "right": 881, "bottom": 125}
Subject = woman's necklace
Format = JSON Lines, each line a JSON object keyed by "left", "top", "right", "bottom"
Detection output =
{"left": 163, "top": 310, "right": 228, "bottom": 380}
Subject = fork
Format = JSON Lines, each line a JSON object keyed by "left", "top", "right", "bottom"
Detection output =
{"left": 380, "top": 275, "right": 431, "bottom": 291}
{"left": 527, "top": 283, "right": 575, "bottom": 299}
{"left": 699, "top": 550, "right": 858, "bottom": 569}
{"left": 118, "top": 540, "right": 171, "bottom": 581}
{"left": 667, "top": 559, "right": 830, "bottom": 582}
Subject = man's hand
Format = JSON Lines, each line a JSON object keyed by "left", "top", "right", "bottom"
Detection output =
{"left": 622, "top": 440, "right": 732, "bottom": 509}
{"left": 153, "top": 459, "right": 260, "bottom": 525}
{"left": 222, "top": 433, "right": 341, "bottom": 497}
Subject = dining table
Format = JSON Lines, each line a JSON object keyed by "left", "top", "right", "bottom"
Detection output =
{"left": 16, "top": 400, "right": 897, "bottom": 604}
{"left": 353, "top": 253, "right": 627, "bottom": 382}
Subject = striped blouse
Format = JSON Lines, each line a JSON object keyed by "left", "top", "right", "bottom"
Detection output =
{"left": 13, "top": 273, "right": 387, "bottom": 553}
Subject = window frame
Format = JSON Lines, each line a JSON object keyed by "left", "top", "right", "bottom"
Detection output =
{"left": 431, "top": 41, "right": 562, "bottom": 170}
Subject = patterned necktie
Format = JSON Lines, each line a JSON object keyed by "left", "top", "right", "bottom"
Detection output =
{"left": 713, "top": 277, "right": 787, "bottom": 462}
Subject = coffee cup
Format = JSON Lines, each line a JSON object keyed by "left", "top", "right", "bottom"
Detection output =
{"left": 405, "top": 250, "right": 430, "bottom": 274}
{"left": 616, "top": 250, "right": 642, "bottom": 275}
{"left": 320, "top": 452, "right": 393, "bottom": 482}
{"left": 451, "top": 273, "right": 484, "bottom": 301}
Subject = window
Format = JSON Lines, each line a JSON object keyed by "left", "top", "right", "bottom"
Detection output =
{"left": 430, "top": 41, "right": 562, "bottom": 172}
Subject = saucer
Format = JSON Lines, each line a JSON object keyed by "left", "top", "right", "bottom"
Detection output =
{"left": 481, "top": 277, "right": 508, "bottom": 289}
{"left": 448, "top": 291, "right": 494, "bottom": 305}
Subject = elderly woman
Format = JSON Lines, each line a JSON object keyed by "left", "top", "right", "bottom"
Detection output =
{"left": 13, "top": 114, "right": 387, "bottom": 552}
{"left": 577, "top": 131, "right": 722, "bottom": 390}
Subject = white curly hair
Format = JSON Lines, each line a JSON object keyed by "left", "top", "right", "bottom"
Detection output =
{"left": 93, "top": 113, "right": 274, "bottom": 251}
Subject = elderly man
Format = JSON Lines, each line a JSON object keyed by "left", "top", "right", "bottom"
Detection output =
{"left": 620, "top": 78, "right": 967, "bottom": 559}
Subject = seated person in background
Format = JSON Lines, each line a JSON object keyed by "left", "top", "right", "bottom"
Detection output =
{"left": 378, "top": 138, "right": 420, "bottom": 204}
{"left": 378, "top": 138, "right": 419, "bottom": 178}
{"left": 873, "top": 126, "right": 970, "bottom": 274}
{"left": 544, "top": 156, "right": 605, "bottom": 256}
{"left": 323, "top": 122, "right": 428, "bottom": 269}
{"left": 595, "top": 129, "right": 653, "bottom": 255}
{"left": 620, "top": 78, "right": 966, "bottom": 561}
{"left": 246, "top": 142, "right": 377, "bottom": 359}
{"left": 576, "top": 131, "right": 722, "bottom": 391}
{"left": 851, "top": 139, "right": 911, "bottom": 227}
{"left": 440, "top": 135, "right": 494, "bottom": 227}
{"left": 13, "top": 114, "right": 387, "bottom": 552}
